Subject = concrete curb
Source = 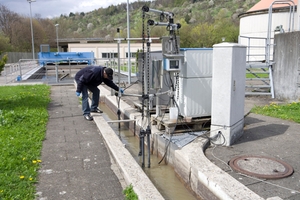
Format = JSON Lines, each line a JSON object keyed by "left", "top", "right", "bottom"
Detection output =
{"left": 174, "top": 139, "right": 264, "bottom": 200}
{"left": 95, "top": 85, "right": 264, "bottom": 200}
{"left": 93, "top": 116, "right": 164, "bottom": 199}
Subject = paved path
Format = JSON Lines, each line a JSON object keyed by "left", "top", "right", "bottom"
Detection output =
{"left": 206, "top": 97, "right": 300, "bottom": 200}
{"left": 36, "top": 85, "right": 125, "bottom": 200}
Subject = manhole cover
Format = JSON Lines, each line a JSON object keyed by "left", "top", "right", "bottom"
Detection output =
{"left": 229, "top": 155, "right": 293, "bottom": 179}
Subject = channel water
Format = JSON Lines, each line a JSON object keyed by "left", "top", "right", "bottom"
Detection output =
{"left": 100, "top": 104, "right": 198, "bottom": 200}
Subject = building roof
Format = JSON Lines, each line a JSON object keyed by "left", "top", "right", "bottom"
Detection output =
{"left": 248, "top": 0, "right": 297, "bottom": 12}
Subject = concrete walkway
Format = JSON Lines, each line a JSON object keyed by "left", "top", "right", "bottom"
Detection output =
{"left": 35, "top": 85, "right": 125, "bottom": 200}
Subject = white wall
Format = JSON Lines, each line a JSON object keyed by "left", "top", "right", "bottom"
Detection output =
{"left": 240, "top": 12, "right": 295, "bottom": 37}
{"left": 68, "top": 43, "right": 162, "bottom": 59}
{"left": 239, "top": 11, "right": 296, "bottom": 61}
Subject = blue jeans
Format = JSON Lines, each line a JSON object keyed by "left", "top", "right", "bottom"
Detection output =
{"left": 81, "top": 84, "right": 100, "bottom": 115}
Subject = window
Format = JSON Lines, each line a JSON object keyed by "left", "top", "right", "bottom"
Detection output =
{"left": 102, "top": 53, "right": 118, "bottom": 58}
{"left": 126, "top": 52, "right": 136, "bottom": 58}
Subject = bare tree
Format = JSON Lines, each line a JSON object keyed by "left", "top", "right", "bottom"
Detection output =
{"left": 0, "top": 4, "right": 21, "bottom": 44}
{"left": 37, "top": 18, "right": 56, "bottom": 47}
{"left": 11, "top": 17, "right": 49, "bottom": 52}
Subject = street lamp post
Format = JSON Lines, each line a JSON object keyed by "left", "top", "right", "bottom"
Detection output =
{"left": 55, "top": 24, "right": 59, "bottom": 52}
{"left": 27, "top": 0, "right": 36, "bottom": 60}
{"left": 127, "top": 0, "right": 131, "bottom": 84}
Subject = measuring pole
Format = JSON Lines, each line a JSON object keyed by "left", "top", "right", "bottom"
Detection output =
{"left": 117, "top": 28, "right": 122, "bottom": 129}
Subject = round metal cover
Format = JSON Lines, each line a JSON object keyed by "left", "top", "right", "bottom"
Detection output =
{"left": 229, "top": 155, "right": 293, "bottom": 179}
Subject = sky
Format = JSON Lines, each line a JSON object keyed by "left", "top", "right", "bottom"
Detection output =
{"left": 0, "top": 0, "right": 133, "bottom": 19}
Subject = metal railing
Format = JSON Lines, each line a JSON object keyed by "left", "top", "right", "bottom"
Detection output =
{"left": 2, "top": 57, "right": 138, "bottom": 84}
{"left": 3, "top": 60, "right": 39, "bottom": 84}
{"left": 94, "top": 58, "right": 138, "bottom": 75}
{"left": 239, "top": 35, "right": 274, "bottom": 97}
{"left": 239, "top": 35, "right": 274, "bottom": 63}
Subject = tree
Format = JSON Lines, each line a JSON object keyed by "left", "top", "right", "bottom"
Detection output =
{"left": 212, "top": 16, "right": 239, "bottom": 44}
{"left": 10, "top": 17, "right": 47, "bottom": 52}
{"left": 0, "top": 4, "right": 20, "bottom": 44}
{"left": 0, "top": 33, "right": 13, "bottom": 52}
{"left": 37, "top": 18, "right": 57, "bottom": 46}
{"left": 190, "top": 22, "right": 214, "bottom": 47}
{"left": 0, "top": 53, "right": 7, "bottom": 75}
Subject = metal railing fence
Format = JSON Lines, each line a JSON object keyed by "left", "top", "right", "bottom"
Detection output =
{"left": 2, "top": 57, "right": 138, "bottom": 84}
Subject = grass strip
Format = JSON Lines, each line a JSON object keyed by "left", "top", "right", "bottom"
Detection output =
{"left": 0, "top": 84, "right": 51, "bottom": 199}
{"left": 251, "top": 101, "right": 300, "bottom": 123}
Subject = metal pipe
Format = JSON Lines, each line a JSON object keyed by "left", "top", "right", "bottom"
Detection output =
{"left": 113, "top": 37, "right": 160, "bottom": 41}
{"left": 55, "top": 63, "right": 58, "bottom": 83}
{"left": 18, "top": 60, "right": 22, "bottom": 80}
{"left": 139, "top": 130, "right": 145, "bottom": 168}
{"left": 142, "top": 5, "right": 173, "bottom": 17}
{"left": 55, "top": 24, "right": 59, "bottom": 52}
{"left": 147, "top": 20, "right": 181, "bottom": 29}
{"left": 28, "top": 0, "right": 36, "bottom": 60}
{"left": 127, "top": 0, "right": 131, "bottom": 84}
{"left": 134, "top": 121, "right": 136, "bottom": 136}
{"left": 146, "top": 126, "right": 151, "bottom": 168}
{"left": 120, "top": 93, "right": 143, "bottom": 97}
{"left": 106, "top": 119, "right": 136, "bottom": 123}
{"left": 142, "top": 134, "right": 145, "bottom": 168}
{"left": 117, "top": 28, "right": 121, "bottom": 97}
{"left": 68, "top": 58, "right": 71, "bottom": 76}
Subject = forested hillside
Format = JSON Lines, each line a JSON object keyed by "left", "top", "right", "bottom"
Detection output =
{"left": 0, "top": 0, "right": 259, "bottom": 53}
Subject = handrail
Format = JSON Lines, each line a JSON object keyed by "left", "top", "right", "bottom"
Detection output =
{"left": 267, "top": 0, "right": 295, "bottom": 64}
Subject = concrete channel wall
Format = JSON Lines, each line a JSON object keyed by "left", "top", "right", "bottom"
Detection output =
{"left": 96, "top": 85, "right": 264, "bottom": 200}
{"left": 274, "top": 31, "right": 300, "bottom": 101}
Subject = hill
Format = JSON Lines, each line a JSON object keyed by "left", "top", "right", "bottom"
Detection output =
{"left": 51, "top": 0, "right": 259, "bottom": 47}
{"left": 0, "top": 0, "right": 259, "bottom": 53}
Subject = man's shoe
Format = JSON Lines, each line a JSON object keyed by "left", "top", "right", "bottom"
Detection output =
{"left": 90, "top": 108, "right": 103, "bottom": 113}
{"left": 84, "top": 114, "right": 93, "bottom": 121}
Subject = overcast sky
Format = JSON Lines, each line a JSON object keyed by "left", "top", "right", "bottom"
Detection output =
{"left": 0, "top": 0, "right": 133, "bottom": 19}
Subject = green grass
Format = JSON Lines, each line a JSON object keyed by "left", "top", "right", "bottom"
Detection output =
{"left": 251, "top": 101, "right": 300, "bottom": 123}
{"left": 246, "top": 73, "right": 269, "bottom": 78}
{"left": 246, "top": 68, "right": 269, "bottom": 79}
{"left": 123, "top": 184, "right": 138, "bottom": 200}
{"left": 112, "top": 64, "right": 138, "bottom": 74}
{"left": 0, "top": 84, "right": 51, "bottom": 200}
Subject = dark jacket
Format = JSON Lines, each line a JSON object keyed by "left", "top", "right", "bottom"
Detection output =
{"left": 75, "top": 66, "right": 119, "bottom": 93}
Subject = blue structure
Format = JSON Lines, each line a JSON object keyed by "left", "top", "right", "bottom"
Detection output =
{"left": 38, "top": 51, "right": 95, "bottom": 66}
{"left": 38, "top": 44, "right": 95, "bottom": 66}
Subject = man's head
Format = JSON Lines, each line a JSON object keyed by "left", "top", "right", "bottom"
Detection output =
{"left": 104, "top": 67, "right": 113, "bottom": 80}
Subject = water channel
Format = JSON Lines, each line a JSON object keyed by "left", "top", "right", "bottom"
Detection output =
{"left": 100, "top": 104, "right": 199, "bottom": 200}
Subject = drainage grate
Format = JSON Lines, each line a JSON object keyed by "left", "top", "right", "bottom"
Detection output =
{"left": 229, "top": 155, "right": 294, "bottom": 179}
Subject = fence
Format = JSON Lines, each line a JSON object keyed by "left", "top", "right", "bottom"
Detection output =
{"left": 3, "top": 60, "right": 40, "bottom": 84}
{"left": 2, "top": 57, "right": 138, "bottom": 84}
{"left": 239, "top": 35, "right": 274, "bottom": 62}
{"left": 96, "top": 58, "right": 138, "bottom": 74}
{"left": 1, "top": 52, "right": 38, "bottom": 64}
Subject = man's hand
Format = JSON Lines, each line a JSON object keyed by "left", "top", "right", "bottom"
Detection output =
{"left": 76, "top": 92, "right": 81, "bottom": 96}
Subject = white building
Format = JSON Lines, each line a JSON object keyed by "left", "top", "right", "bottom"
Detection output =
{"left": 68, "top": 42, "right": 162, "bottom": 60}
{"left": 239, "top": 0, "right": 298, "bottom": 61}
